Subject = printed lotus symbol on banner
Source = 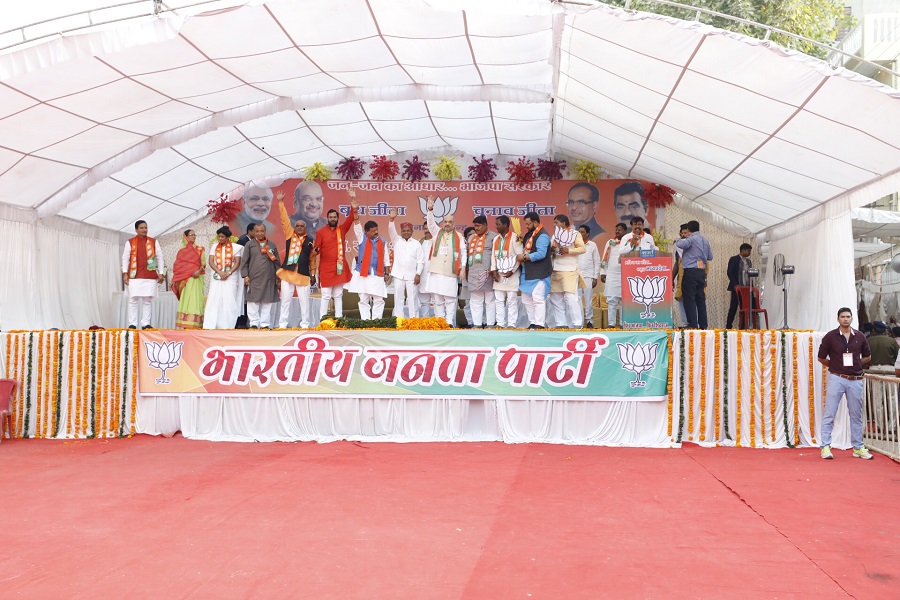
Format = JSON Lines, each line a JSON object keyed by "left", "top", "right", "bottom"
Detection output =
{"left": 627, "top": 276, "right": 667, "bottom": 319}
{"left": 418, "top": 196, "right": 458, "bottom": 220}
{"left": 496, "top": 255, "right": 517, "bottom": 275}
{"left": 145, "top": 341, "right": 183, "bottom": 384}
{"left": 616, "top": 342, "right": 659, "bottom": 388}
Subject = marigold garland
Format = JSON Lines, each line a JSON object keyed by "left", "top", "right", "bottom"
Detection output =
{"left": 644, "top": 183, "right": 677, "bottom": 208}
{"left": 12, "top": 334, "right": 22, "bottom": 437}
{"left": 81, "top": 332, "right": 89, "bottom": 438}
{"left": 24, "top": 332, "right": 33, "bottom": 438}
{"left": 697, "top": 331, "right": 708, "bottom": 441}
{"left": 433, "top": 155, "right": 461, "bottom": 181}
{"left": 303, "top": 162, "right": 333, "bottom": 181}
{"left": 572, "top": 159, "right": 601, "bottom": 183}
{"left": 113, "top": 332, "right": 122, "bottom": 437}
{"left": 713, "top": 331, "right": 721, "bottom": 442}
{"left": 68, "top": 332, "right": 76, "bottom": 437}
{"left": 677, "top": 331, "right": 685, "bottom": 443}
{"left": 723, "top": 331, "right": 731, "bottom": 441}
{"left": 506, "top": 156, "right": 537, "bottom": 187}
{"left": 89, "top": 332, "right": 97, "bottom": 439}
{"left": 687, "top": 331, "right": 695, "bottom": 441}
{"left": 402, "top": 155, "right": 430, "bottom": 182}
{"left": 99, "top": 333, "right": 107, "bottom": 437}
{"left": 735, "top": 332, "right": 742, "bottom": 447}
{"left": 749, "top": 333, "right": 756, "bottom": 448}
{"left": 780, "top": 331, "right": 792, "bottom": 448}
{"left": 369, "top": 155, "right": 400, "bottom": 182}
{"left": 54, "top": 332, "right": 63, "bottom": 438}
{"left": 536, "top": 158, "right": 566, "bottom": 181}
{"left": 336, "top": 156, "right": 366, "bottom": 180}
{"left": 667, "top": 332, "right": 674, "bottom": 439}
{"left": 396, "top": 317, "right": 452, "bottom": 330}
{"left": 35, "top": 331, "right": 44, "bottom": 438}
{"left": 120, "top": 332, "right": 130, "bottom": 437}
{"left": 792, "top": 333, "right": 801, "bottom": 447}
{"left": 769, "top": 330, "right": 777, "bottom": 444}
{"left": 130, "top": 331, "right": 138, "bottom": 436}
{"left": 468, "top": 154, "right": 498, "bottom": 183}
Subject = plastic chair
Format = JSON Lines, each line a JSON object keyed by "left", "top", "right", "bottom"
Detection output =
{"left": 0, "top": 379, "right": 16, "bottom": 442}
{"left": 735, "top": 286, "right": 768, "bottom": 329}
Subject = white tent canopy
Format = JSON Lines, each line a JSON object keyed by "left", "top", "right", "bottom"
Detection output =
{"left": 2, "top": 0, "right": 899, "bottom": 330}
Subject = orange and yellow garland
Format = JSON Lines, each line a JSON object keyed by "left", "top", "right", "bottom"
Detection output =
{"left": 687, "top": 331, "right": 695, "bottom": 441}
{"left": 808, "top": 336, "right": 816, "bottom": 443}
{"left": 749, "top": 333, "right": 756, "bottom": 448}
{"left": 736, "top": 332, "right": 742, "bottom": 447}
{"left": 769, "top": 331, "right": 777, "bottom": 443}
{"left": 667, "top": 332, "right": 674, "bottom": 439}
{"left": 713, "top": 331, "right": 721, "bottom": 442}
{"left": 792, "top": 334, "right": 800, "bottom": 446}
{"left": 699, "top": 331, "right": 707, "bottom": 442}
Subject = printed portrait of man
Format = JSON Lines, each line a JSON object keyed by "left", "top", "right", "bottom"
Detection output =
{"left": 236, "top": 184, "right": 276, "bottom": 237}
{"left": 613, "top": 181, "right": 650, "bottom": 229}
{"left": 566, "top": 182, "right": 604, "bottom": 239}
{"left": 290, "top": 180, "right": 328, "bottom": 239}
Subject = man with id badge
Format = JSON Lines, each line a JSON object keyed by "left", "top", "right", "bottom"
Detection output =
{"left": 818, "top": 307, "right": 873, "bottom": 460}
{"left": 673, "top": 220, "right": 712, "bottom": 329}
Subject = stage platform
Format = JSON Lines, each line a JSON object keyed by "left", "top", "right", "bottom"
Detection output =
{"left": 0, "top": 329, "right": 859, "bottom": 449}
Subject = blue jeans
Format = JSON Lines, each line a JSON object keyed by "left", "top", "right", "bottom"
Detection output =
{"left": 821, "top": 373, "right": 864, "bottom": 449}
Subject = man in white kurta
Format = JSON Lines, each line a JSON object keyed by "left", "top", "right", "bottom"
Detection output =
{"left": 577, "top": 224, "right": 601, "bottom": 328}
{"left": 387, "top": 209, "right": 424, "bottom": 318}
{"left": 549, "top": 215, "right": 586, "bottom": 328}
{"left": 600, "top": 222, "right": 628, "bottom": 328}
{"left": 204, "top": 226, "right": 244, "bottom": 329}
{"left": 121, "top": 220, "right": 165, "bottom": 329}
{"left": 418, "top": 229, "right": 434, "bottom": 317}
{"left": 352, "top": 220, "right": 392, "bottom": 320}
{"left": 490, "top": 216, "right": 523, "bottom": 328}
{"left": 424, "top": 197, "right": 467, "bottom": 326}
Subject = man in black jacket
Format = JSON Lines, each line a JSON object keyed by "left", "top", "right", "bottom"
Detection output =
{"left": 726, "top": 243, "right": 752, "bottom": 329}
{"left": 276, "top": 220, "right": 318, "bottom": 328}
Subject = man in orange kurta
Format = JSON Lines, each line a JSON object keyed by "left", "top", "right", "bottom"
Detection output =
{"left": 315, "top": 191, "right": 358, "bottom": 319}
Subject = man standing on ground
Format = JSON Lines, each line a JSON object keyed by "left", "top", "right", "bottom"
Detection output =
{"left": 491, "top": 216, "right": 523, "bottom": 329}
{"left": 352, "top": 220, "right": 392, "bottom": 320}
{"left": 726, "top": 243, "right": 753, "bottom": 329}
{"left": 276, "top": 220, "right": 318, "bottom": 328}
{"left": 242, "top": 223, "right": 280, "bottom": 329}
{"left": 122, "top": 220, "right": 165, "bottom": 329}
{"left": 316, "top": 191, "right": 358, "bottom": 319}
{"left": 577, "top": 224, "right": 601, "bottom": 328}
{"left": 674, "top": 220, "right": 713, "bottom": 329}
{"left": 466, "top": 215, "right": 497, "bottom": 328}
{"left": 549, "top": 215, "right": 586, "bottom": 328}
{"left": 517, "top": 212, "right": 552, "bottom": 330}
{"left": 424, "top": 196, "right": 467, "bottom": 326}
{"left": 818, "top": 307, "right": 873, "bottom": 460}
{"left": 387, "top": 209, "right": 424, "bottom": 318}
{"left": 600, "top": 222, "right": 628, "bottom": 328}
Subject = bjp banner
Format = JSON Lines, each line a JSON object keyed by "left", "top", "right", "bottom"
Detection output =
{"left": 138, "top": 330, "right": 670, "bottom": 401}
{"left": 620, "top": 253, "right": 674, "bottom": 329}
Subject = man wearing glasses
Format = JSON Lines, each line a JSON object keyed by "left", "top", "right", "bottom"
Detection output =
{"left": 290, "top": 180, "right": 329, "bottom": 238}
{"left": 566, "top": 182, "right": 605, "bottom": 242}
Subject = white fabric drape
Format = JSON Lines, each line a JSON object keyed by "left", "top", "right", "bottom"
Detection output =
{"left": 763, "top": 211, "right": 856, "bottom": 332}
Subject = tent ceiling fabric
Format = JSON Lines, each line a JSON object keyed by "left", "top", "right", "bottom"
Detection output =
{"left": 1, "top": 0, "right": 899, "bottom": 238}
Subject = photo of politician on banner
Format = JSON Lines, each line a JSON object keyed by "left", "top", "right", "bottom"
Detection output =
{"left": 139, "top": 330, "right": 670, "bottom": 401}
{"left": 621, "top": 253, "right": 674, "bottom": 329}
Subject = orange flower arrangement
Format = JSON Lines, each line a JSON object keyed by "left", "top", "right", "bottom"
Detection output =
{"left": 792, "top": 334, "right": 800, "bottom": 446}
{"left": 396, "top": 317, "right": 451, "bottom": 331}
{"left": 36, "top": 331, "right": 44, "bottom": 439}
{"left": 667, "top": 332, "right": 674, "bottom": 439}
{"left": 68, "top": 332, "right": 76, "bottom": 437}
{"left": 687, "top": 331, "right": 695, "bottom": 441}
{"left": 13, "top": 333, "right": 22, "bottom": 437}
{"left": 130, "top": 332, "right": 138, "bottom": 436}
{"left": 699, "top": 331, "right": 707, "bottom": 442}
{"left": 769, "top": 331, "right": 777, "bottom": 443}
{"left": 713, "top": 331, "right": 721, "bottom": 442}
{"left": 735, "top": 332, "right": 742, "bottom": 447}
{"left": 749, "top": 333, "right": 756, "bottom": 448}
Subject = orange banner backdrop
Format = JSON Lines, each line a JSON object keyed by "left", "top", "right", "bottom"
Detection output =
{"left": 232, "top": 179, "right": 658, "bottom": 254}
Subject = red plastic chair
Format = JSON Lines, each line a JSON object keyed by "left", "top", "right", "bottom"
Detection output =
{"left": 735, "top": 286, "right": 769, "bottom": 330}
{"left": 0, "top": 379, "right": 16, "bottom": 442}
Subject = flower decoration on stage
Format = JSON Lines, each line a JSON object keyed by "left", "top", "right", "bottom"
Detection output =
{"left": 336, "top": 156, "right": 366, "bottom": 180}
{"left": 397, "top": 317, "right": 451, "bottom": 330}
{"left": 402, "top": 155, "right": 430, "bottom": 182}
{"left": 206, "top": 193, "right": 241, "bottom": 224}
{"left": 468, "top": 154, "right": 498, "bottom": 183}
{"left": 506, "top": 156, "right": 536, "bottom": 187}
{"left": 144, "top": 341, "right": 183, "bottom": 385}
{"left": 645, "top": 183, "right": 676, "bottom": 208}
{"left": 651, "top": 229, "right": 670, "bottom": 252}
{"left": 303, "top": 162, "right": 333, "bottom": 182}
{"left": 616, "top": 342, "right": 659, "bottom": 388}
{"left": 627, "top": 276, "right": 667, "bottom": 319}
{"left": 572, "top": 159, "right": 602, "bottom": 183}
{"left": 370, "top": 155, "right": 400, "bottom": 182}
{"left": 433, "top": 155, "right": 461, "bottom": 181}
{"left": 419, "top": 195, "right": 458, "bottom": 220}
{"left": 537, "top": 158, "right": 567, "bottom": 181}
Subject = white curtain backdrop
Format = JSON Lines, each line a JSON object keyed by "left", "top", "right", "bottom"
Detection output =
{"left": 763, "top": 211, "right": 856, "bottom": 331}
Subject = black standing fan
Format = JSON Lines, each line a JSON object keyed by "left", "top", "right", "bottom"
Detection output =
{"left": 772, "top": 253, "right": 795, "bottom": 329}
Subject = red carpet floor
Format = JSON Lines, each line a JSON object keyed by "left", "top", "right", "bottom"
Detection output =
{"left": 1, "top": 437, "right": 897, "bottom": 599}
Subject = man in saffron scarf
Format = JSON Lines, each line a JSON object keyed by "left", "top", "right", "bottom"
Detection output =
{"left": 204, "top": 226, "right": 244, "bottom": 329}
{"left": 241, "top": 223, "right": 280, "bottom": 329}
{"left": 352, "top": 220, "right": 392, "bottom": 320}
{"left": 517, "top": 212, "right": 552, "bottom": 329}
{"left": 276, "top": 220, "right": 318, "bottom": 328}
{"left": 316, "top": 191, "right": 359, "bottom": 319}
{"left": 490, "top": 215, "right": 523, "bottom": 329}
{"left": 467, "top": 215, "right": 497, "bottom": 328}
{"left": 121, "top": 220, "right": 165, "bottom": 329}
{"left": 424, "top": 196, "right": 467, "bottom": 326}
{"left": 172, "top": 230, "right": 206, "bottom": 329}
{"left": 549, "top": 214, "right": 586, "bottom": 328}
{"left": 600, "top": 222, "right": 628, "bottom": 328}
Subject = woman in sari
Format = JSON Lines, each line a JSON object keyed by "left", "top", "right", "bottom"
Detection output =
{"left": 204, "top": 226, "right": 244, "bottom": 329}
{"left": 172, "top": 230, "right": 206, "bottom": 329}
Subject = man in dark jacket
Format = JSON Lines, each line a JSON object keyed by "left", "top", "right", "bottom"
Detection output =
{"left": 726, "top": 243, "right": 752, "bottom": 328}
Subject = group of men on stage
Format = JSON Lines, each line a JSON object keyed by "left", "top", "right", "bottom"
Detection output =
{"left": 123, "top": 189, "right": 672, "bottom": 330}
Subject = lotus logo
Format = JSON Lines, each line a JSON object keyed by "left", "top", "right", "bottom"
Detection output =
{"left": 627, "top": 276, "right": 666, "bottom": 319}
{"left": 145, "top": 341, "right": 183, "bottom": 384}
{"left": 554, "top": 226, "right": 578, "bottom": 248}
{"left": 616, "top": 342, "right": 659, "bottom": 388}
{"left": 496, "top": 255, "right": 517, "bottom": 275}
{"left": 418, "top": 196, "right": 458, "bottom": 220}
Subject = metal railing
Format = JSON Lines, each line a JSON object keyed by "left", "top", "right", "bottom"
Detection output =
{"left": 863, "top": 371, "right": 900, "bottom": 461}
